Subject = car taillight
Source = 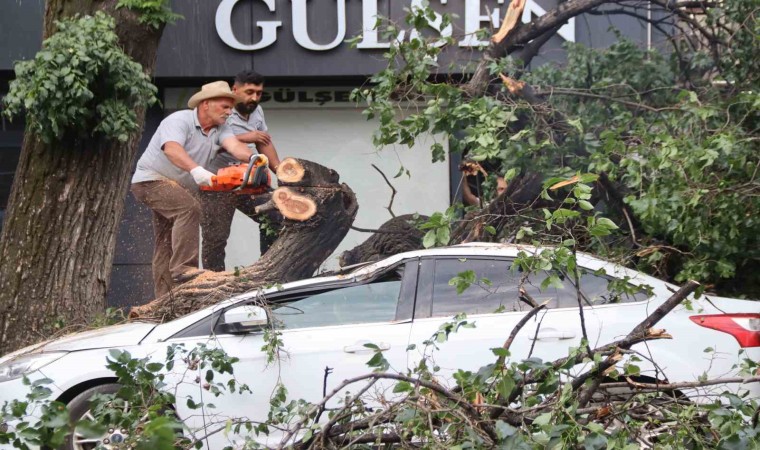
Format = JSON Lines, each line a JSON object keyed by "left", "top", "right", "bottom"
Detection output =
{"left": 689, "top": 314, "right": 760, "bottom": 348}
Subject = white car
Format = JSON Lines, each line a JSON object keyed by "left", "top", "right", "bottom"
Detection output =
{"left": 0, "top": 243, "right": 758, "bottom": 449}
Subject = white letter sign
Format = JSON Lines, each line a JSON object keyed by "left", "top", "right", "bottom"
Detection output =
{"left": 216, "top": 0, "right": 282, "bottom": 51}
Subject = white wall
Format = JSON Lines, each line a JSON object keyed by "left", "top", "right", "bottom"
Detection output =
{"left": 224, "top": 107, "right": 450, "bottom": 272}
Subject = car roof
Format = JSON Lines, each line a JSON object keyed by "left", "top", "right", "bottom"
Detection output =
{"left": 149, "top": 243, "right": 663, "bottom": 342}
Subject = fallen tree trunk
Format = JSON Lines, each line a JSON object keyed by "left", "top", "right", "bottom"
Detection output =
{"left": 339, "top": 214, "right": 428, "bottom": 267}
{"left": 129, "top": 158, "right": 358, "bottom": 322}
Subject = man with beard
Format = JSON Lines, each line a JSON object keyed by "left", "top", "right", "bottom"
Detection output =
{"left": 200, "top": 71, "right": 282, "bottom": 272}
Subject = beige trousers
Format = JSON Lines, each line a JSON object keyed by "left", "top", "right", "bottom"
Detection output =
{"left": 131, "top": 180, "right": 200, "bottom": 298}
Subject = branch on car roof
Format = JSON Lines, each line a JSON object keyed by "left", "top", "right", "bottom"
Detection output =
{"left": 604, "top": 375, "right": 760, "bottom": 391}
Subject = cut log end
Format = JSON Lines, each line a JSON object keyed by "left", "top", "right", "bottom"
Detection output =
{"left": 272, "top": 187, "right": 317, "bottom": 221}
{"left": 277, "top": 158, "right": 305, "bottom": 183}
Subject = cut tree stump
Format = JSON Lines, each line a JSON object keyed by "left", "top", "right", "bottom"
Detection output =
{"left": 272, "top": 187, "right": 318, "bottom": 221}
{"left": 129, "top": 158, "right": 358, "bottom": 322}
{"left": 277, "top": 158, "right": 339, "bottom": 186}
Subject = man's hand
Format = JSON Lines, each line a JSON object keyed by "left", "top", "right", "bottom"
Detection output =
{"left": 190, "top": 167, "right": 215, "bottom": 186}
{"left": 249, "top": 130, "right": 272, "bottom": 146}
{"left": 459, "top": 160, "right": 487, "bottom": 177}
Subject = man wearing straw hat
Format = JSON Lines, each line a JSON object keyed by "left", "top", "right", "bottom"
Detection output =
{"left": 131, "top": 81, "right": 255, "bottom": 297}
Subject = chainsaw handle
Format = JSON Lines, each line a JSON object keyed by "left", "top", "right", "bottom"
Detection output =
{"left": 235, "top": 154, "right": 268, "bottom": 191}
{"left": 235, "top": 157, "right": 257, "bottom": 191}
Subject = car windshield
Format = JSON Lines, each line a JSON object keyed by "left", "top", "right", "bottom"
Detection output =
{"left": 267, "top": 266, "right": 406, "bottom": 330}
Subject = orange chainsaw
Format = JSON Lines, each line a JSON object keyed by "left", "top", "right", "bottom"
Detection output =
{"left": 200, "top": 154, "right": 271, "bottom": 195}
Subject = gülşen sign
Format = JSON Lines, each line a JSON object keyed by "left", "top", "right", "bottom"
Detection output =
{"left": 215, "top": 0, "right": 575, "bottom": 52}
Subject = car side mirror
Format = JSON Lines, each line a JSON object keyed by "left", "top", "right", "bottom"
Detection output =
{"left": 217, "top": 305, "right": 268, "bottom": 334}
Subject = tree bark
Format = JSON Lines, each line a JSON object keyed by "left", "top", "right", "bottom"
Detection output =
{"left": 0, "top": 0, "right": 164, "bottom": 354}
{"left": 129, "top": 159, "right": 359, "bottom": 322}
{"left": 450, "top": 172, "right": 548, "bottom": 244}
{"left": 339, "top": 214, "right": 428, "bottom": 267}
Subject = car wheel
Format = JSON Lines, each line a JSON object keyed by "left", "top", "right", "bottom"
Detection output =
{"left": 61, "top": 383, "right": 129, "bottom": 450}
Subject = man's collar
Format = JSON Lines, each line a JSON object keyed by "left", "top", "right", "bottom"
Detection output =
{"left": 192, "top": 108, "right": 201, "bottom": 129}
{"left": 193, "top": 107, "right": 217, "bottom": 136}
{"left": 232, "top": 107, "right": 247, "bottom": 121}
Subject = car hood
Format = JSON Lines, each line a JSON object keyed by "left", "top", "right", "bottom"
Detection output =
{"left": 42, "top": 322, "right": 157, "bottom": 352}
{"left": 1, "top": 322, "right": 157, "bottom": 360}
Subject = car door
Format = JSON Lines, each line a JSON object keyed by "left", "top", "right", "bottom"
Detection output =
{"left": 407, "top": 256, "right": 605, "bottom": 383}
{"left": 200, "top": 261, "right": 418, "bottom": 449}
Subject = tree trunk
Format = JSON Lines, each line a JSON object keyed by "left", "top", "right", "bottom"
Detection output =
{"left": 449, "top": 172, "right": 548, "bottom": 244}
{"left": 339, "top": 214, "right": 428, "bottom": 267}
{"left": 129, "top": 159, "right": 359, "bottom": 322}
{"left": 0, "top": 0, "right": 164, "bottom": 354}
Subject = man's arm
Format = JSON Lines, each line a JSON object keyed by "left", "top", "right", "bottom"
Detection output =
{"left": 221, "top": 136, "right": 255, "bottom": 162}
{"left": 461, "top": 174, "right": 480, "bottom": 207}
{"left": 234, "top": 130, "right": 272, "bottom": 146}
{"left": 163, "top": 141, "right": 215, "bottom": 186}
{"left": 255, "top": 141, "right": 281, "bottom": 171}
{"left": 163, "top": 141, "right": 201, "bottom": 171}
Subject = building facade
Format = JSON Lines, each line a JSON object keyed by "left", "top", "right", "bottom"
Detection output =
{"left": 0, "top": 0, "right": 658, "bottom": 308}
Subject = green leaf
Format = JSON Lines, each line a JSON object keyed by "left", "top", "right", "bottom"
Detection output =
{"left": 74, "top": 420, "right": 107, "bottom": 439}
{"left": 393, "top": 381, "right": 413, "bottom": 393}
{"left": 596, "top": 217, "right": 619, "bottom": 230}
{"left": 436, "top": 226, "right": 451, "bottom": 245}
{"left": 533, "top": 412, "right": 552, "bottom": 426}
{"left": 146, "top": 362, "right": 164, "bottom": 372}
{"left": 496, "top": 376, "right": 515, "bottom": 398}
{"left": 422, "top": 230, "right": 437, "bottom": 248}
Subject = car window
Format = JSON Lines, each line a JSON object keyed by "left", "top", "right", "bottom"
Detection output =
{"left": 431, "top": 259, "right": 526, "bottom": 317}
{"left": 272, "top": 279, "right": 402, "bottom": 329}
{"left": 430, "top": 258, "right": 649, "bottom": 317}
{"left": 555, "top": 271, "right": 650, "bottom": 306}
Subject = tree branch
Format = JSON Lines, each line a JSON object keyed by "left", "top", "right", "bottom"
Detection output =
{"left": 371, "top": 163, "right": 397, "bottom": 219}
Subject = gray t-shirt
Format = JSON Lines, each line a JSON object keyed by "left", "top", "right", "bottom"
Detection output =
{"left": 132, "top": 109, "right": 235, "bottom": 191}
{"left": 207, "top": 106, "right": 268, "bottom": 173}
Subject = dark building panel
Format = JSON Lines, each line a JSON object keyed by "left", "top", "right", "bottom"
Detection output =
{"left": 106, "top": 264, "right": 155, "bottom": 309}
{"left": 1, "top": 0, "right": 668, "bottom": 76}
{"left": 0, "top": 0, "right": 43, "bottom": 70}
{"left": 108, "top": 103, "right": 163, "bottom": 307}
{"left": 155, "top": 0, "right": 254, "bottom": 77}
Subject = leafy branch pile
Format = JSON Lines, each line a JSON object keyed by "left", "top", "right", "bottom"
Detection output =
{"left": 351, "top": 0, "right": 759, "bottom": 298}
{"left": 2, "top": 276, "right": 757, "bottom": 449}
{"left": 268, "top": 281, "right": 759, "bottom": 449}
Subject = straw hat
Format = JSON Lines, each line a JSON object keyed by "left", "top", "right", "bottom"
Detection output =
{"left": 187, "top": 81, "right": 240, "bottom": 108}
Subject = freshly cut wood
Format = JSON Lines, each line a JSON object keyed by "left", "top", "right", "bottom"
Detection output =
{"left": 492, "top": 0, "right": 526, "bottom": 43}
{"left": 277, "top": 157, "right": 339, "bottom": 186}
{"left": 277, "top": 158, "right": 305, "bottom": 183}
{"left": 273, "top": 187, "right": 318, "bottom": 221}
{"left": 129, "top": 159, "right": 358, "bottom": 322}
